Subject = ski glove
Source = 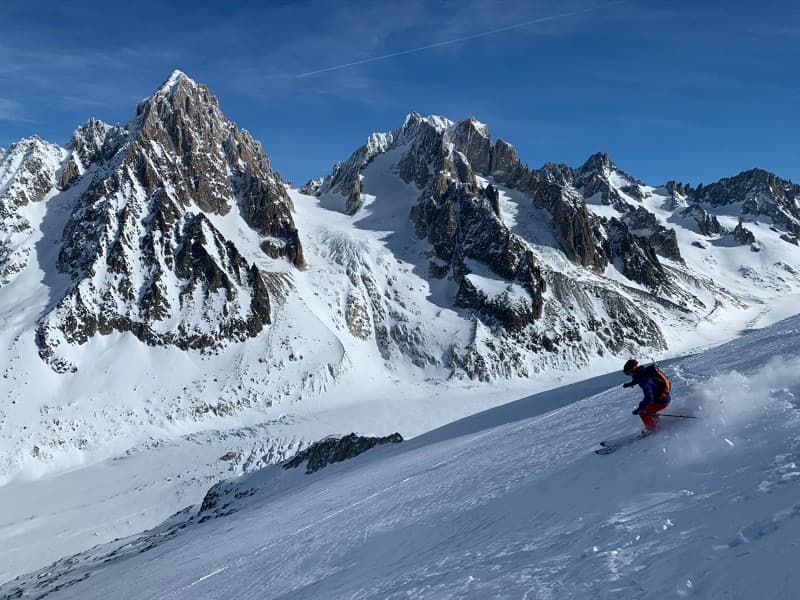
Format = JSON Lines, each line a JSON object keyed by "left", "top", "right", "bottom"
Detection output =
{"left": 623, "top": 381, "right": 637, "bottom": 388}
{"left": 632, "top": 408, "right": 641, "bottom": 415}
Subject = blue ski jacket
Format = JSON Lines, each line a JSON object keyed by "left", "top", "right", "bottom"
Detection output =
{"left": 629, "top": 366, "right": 671, "bottom": 410}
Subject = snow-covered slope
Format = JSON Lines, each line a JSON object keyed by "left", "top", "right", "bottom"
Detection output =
{"left": 4, "top": 314, "right": 799, "bottom": 599}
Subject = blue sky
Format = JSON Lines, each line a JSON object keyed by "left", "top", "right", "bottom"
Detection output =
{"left": 1, "top": 0, "right": 798, "bottom": 186}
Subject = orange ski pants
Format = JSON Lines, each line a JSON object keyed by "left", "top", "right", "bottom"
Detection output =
{"left": 640, "top": 401, "right": 670, "bottom": 431}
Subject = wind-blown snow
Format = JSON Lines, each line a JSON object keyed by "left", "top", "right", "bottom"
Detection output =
{"left": 3, "top": 315, "right": 800, "bottom": 599}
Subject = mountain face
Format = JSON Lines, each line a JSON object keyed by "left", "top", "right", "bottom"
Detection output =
{"left": 308, "top": 113, "right": 800, "bottom": 379}
{"left": 5, "top": 74, "right": 796, "bottom": 383}
{"left": 693, "top": 169, "right": 800, "bottom": 242}
{"left": 0, "top": 136, "right": 66, "bottom": 284}
{"left": 1, "top": 71, "right": 304, "bottom": 373}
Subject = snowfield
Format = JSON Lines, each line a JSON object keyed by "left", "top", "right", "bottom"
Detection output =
{"left": 3, "top": 315, "right": 799, "bottom": 599}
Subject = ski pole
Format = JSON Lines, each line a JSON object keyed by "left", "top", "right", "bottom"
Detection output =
{"left": 656, "top": 413, "right": 696, "bottom": 419}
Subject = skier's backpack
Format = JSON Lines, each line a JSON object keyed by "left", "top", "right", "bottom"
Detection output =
{"left": 645, "top": 364, "right": 671, "bottom": 398}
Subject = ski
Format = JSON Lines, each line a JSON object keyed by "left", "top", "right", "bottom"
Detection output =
{"left": 595, "top": 431, "right": 652, "bottom": 455}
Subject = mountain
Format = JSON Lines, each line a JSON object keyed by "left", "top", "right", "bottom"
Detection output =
{"left": 36, "top": 72, "right": 304, "bottom": 373}
{"left": 0, "top": 135, "right": 66, "bottom": 284}
{"left": 0, "top": 71, "right": 343, "bottom": 488}
{"left": 306, "top": 113, "right": 800, "bottom": 380}
{"left": 4, "top": 313, "right": 799, "bottom": 599}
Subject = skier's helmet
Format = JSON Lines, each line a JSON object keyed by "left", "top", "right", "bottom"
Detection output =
{"left": 623, "top": 359, "right": 638, "bottom": 375}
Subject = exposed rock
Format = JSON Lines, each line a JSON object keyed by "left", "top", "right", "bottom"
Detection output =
{"left": 57, "top": 155, "right": 81, "bottom": 190}
{"left": 530, "top": 181, "right": 608, "bottom": 272}
{"left": 576, "top": 152, "right": 641, "bottom": 212}
{"left": 733, "top": 219, "right": 756, "bottom": 245}
{"left": 282, "top": 432, "right": 403, "bottom": 474}
{"left": 485, "top": 183, "right": 500, "bottom": 217}
{"left": 489, "top": 139, "right": 523, "bottom": 183}
{"left": 34, "top": 71, "right": 301, "bottom": 369}
{"left": 300, "top": 177, "right": 324, "bottom": 196}
{"left": 695, "top": 169, "right": 800, "bottom": 237}
{"left": 624, "top": 206, "right": 683, "bottom": 262}
{"left": 605, "top": 217, "right": 668, "bottom": 290}
{"left": 66, "top": 118, "right": 125, "bottom": 166}
{"left": 0, "top": 136, "right": 65, "bottom": 284}
{"left": 345, "top": 291, "right": 372, "bottom": 339}
{"left": 450, "top": 117, "right": 492, "bottom": 175}
{"left": 311, "top": 113, "right": 698, "bottom": 378}
{"left": 681, "top": 204, "right": 724, "bottom": 236}
{"left": 455, "top": 275, "right": 540, "bottom": 330}
{"left": 666, "top": 180, "right": 693, "bottom": 198}
{"left": 315, "top": 125, "right": 399, "bottom": 214}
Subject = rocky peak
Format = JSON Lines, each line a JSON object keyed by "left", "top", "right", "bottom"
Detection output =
{"left": 538, "top": 161, "right": 575, "bottom": 187}
{"left": 155, "top": 69, "right": 194, "bottom": 98}
{"left": 696, "top": 168, "right": 799, "bottom": 205}
{"left": 489, "top": 139, "right": 522, "bottom": 182}
{"left": 131, "top": 71, "right": 302, "bottom": 261}
{"left": 695, "top": 169, "right": 800, "bottom": 236}
{"left": 575, "top": 152, "right": 643, "bottom": 211}
{"left": 0, "top": 135, "right": 65, "bottom": 208}
{"left": 35, "top": 71, "right": 303, "bottom": 371}
{"left": 451, "top": 118, "right": 492, "bottom": 175}
{"left": 316, "top": 112, "right": 462, "bottom": 215}
{"left": 577, "top": 152, "right": 614, "bottom": 178}
{"left": 67, "top": 118, "right": 111, "bottom": 162}
{"left": 0, "top": 136, "right": 67, "bottom": 284}
{"left": 398, "top": 112, "right": 453, "bottom": 140}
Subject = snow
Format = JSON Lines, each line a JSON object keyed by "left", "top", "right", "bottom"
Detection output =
{"left": 3, "top": 314, "right": 800, "bottom": 598}
{"left": 155, "top": 69, "right": 194, "bottom": 96}
{"left": 402, "top": 112, "right": 453, "bottom": 133}
{"left": 468, "top": 117, "right": 489, "bottom": 136}
{"left": 3, "top": 98, "right": 800, "bottom": 597}
{"left": 577, "top": 170, "right": 800, "bottom": 345}
{"left": 465, "top": 272, "right": 526, "bottom": 299}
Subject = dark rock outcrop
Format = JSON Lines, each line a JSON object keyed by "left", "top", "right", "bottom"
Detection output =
{"left": 680, "top": 204, "right": 724, "bottom": 236}
{"left": 695, "top": 169, "right": 800, "bottom": 237}
{"left": 733, "top": 219, "right": 756, "bottom": 245}
{"left": 624, "top": 207, "right": 683, "bottom": 262}
{"left": 282, "top": 432, "right": 403, "bottom": 474}
{"left": 605, "top": 218, "right": 668, "bottom": 290}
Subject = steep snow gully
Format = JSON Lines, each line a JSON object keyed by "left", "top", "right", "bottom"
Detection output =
{"left": 3, "top": 315, "right": 800, "bottom": 599}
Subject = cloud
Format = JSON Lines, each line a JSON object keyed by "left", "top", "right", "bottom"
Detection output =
{"left": 0, "top": 98, "right": 25, "bottom": 121}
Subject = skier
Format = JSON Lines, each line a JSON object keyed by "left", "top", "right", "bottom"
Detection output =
{"left": 622, "top": 359, "right": 671, "bottom": 432}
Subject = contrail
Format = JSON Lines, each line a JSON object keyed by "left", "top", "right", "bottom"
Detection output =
{"left": 296, "top": 1, "right": 628, "bottom": 78}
